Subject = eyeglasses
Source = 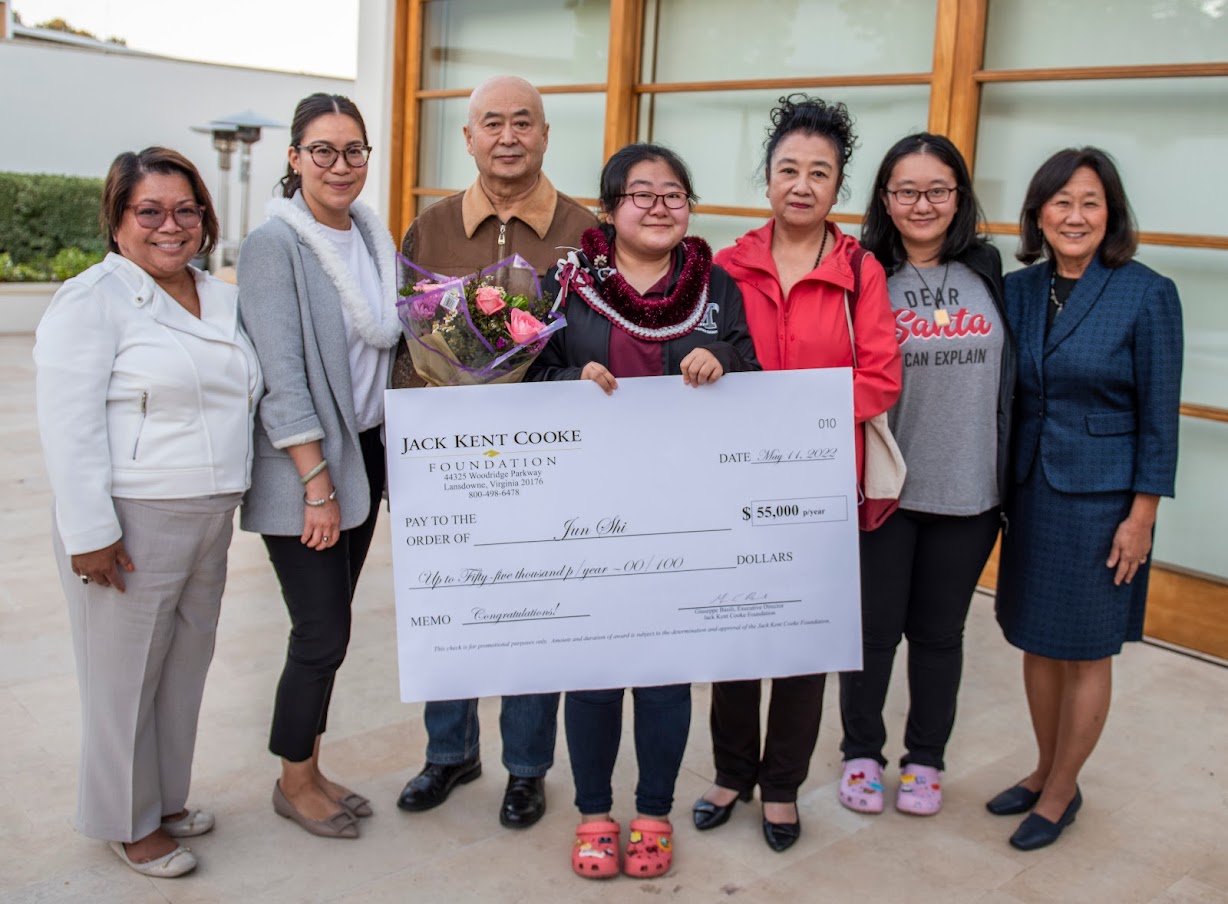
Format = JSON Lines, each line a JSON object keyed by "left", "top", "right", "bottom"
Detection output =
{"left": 127, "top": 204, "right": 204, "bottom": 229}
{"left": 619, "top": 191, "right": 689, "bottom": 210}
{"left": 885, "top": 187, "right": 956, "bottom": 205}
{"left": 295, "top": 144, "right": 372, "bottom": 169}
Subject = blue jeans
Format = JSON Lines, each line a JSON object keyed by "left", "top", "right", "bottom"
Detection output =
{"left": 423, "top": 693, "right": 560, "bottom": 778}
{"left": 565, "top": 684, "right": 691, "bottom": 817}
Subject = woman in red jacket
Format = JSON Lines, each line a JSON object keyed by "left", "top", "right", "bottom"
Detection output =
{"left": 692, "top": 94, "right": 900, "bottom": 852}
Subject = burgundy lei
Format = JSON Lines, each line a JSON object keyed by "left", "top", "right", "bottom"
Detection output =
{"left": 570, "top": 227, "right": 713, "bottom": 342}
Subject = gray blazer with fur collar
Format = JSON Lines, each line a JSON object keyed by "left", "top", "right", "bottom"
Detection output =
{"left": 236, "top": 192, "right": 401, "bottom": 536}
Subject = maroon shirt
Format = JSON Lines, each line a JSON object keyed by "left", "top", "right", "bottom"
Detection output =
{"left": 606, "top": 270, "right": 670, "bottom": 378}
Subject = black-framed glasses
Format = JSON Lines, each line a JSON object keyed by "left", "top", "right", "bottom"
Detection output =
{"left": 620, "top": 191, "right": 689, "bottom": 210}
{"left": 296, "top": 143, "right": 372, "bottom": 169}
{"left": 127, "top": 204, "right": 204, "bottom": 229}
{"left": 885, "top": 187, "right": 956, "bottom": 205}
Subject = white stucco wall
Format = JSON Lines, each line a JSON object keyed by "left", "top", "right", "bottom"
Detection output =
{"left": 353, "top": 0, "right": 395, "bottom": 221}
{"left": 0, "top": 39, "right": 353, "bottom": 248}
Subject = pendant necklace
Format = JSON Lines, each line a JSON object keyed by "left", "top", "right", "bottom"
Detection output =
{"left": 907, "top": 259, "right": 951, "bottom": 326}
{"left": 1049, "top": 272, "right": 1065, "bottom": 318}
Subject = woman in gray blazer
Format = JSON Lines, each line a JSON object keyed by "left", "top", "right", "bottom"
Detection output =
{"left": 237, "top": 94, "right": 401, "bottom": 839}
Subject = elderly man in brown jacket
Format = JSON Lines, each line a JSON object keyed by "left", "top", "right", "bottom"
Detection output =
{"left": 394, "top": 75, "right": 596, "bottom": 831}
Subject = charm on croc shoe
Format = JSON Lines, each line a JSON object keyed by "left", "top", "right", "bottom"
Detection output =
{"left": 839, "top": 758, "right": 885, "bottom": 814}
{"left": 896, "top": 766, "right": 943, "bottom": 816}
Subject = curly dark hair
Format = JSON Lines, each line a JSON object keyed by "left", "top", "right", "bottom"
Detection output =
{"left": 763, "top": 94, "right": 858, "bottom": 197}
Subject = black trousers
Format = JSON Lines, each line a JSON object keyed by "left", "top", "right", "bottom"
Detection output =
{"left": 839, "top": 507, "right": 1000, "bottom": 771}
{"left": 709, "top": 674, "right": 826, "bottom": 803}
{"left": 266, "top": 428, "right": 385, "bottom": 762}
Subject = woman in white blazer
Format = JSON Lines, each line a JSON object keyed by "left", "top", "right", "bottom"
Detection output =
{"left": 237, "top": 94, "right": 401, "bottom": 840}
{"left": 35, "top": 147, "right": 262, "bottom": 878}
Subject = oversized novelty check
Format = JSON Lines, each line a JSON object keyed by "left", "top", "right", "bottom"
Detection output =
{"left": 385, "top": 369, "right": 862, "bottom": 702}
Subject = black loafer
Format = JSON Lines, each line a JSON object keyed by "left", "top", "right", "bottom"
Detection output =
{"left": 986, "top": 782, "right": 1042, "bottom": 816}
{"left": 396, "top": 758, "right": 481, "bottom": 812}
{"left": 1009, "top": 787, "right": 1082, "bottom": 851}
{"left": 499, "top": 775, "right": 546, "bottom": 829}
{"left": 762, "top": 811, "right": 802, "bottom": 852}
{"left": 692, "top": 788, "right": 753, "bottom": 831}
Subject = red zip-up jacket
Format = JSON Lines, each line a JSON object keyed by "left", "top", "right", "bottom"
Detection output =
{"left": 715, "top": 219, "right": 902, "bottom": 481}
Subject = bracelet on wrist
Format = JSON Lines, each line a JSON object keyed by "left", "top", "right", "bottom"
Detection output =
{"left": 304, "top": 488, "right": 337, "bottom": 507}
{"left": 300, "top": 459, "right": 328, "bottom": 485}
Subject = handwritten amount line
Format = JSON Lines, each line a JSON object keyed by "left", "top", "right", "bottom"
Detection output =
{"left": 677, "top": 599, "right": 803, "bottom": 612}
{"left": 461, "top": 614, "right": 590, "bottom": 625}
{"left": 410, "top": 565, "right": 737, "bottom": 591}
{"left": 476, "top": 528, "right": 731, "bottom": 547}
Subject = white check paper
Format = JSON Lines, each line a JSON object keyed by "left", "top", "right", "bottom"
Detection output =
{"left": 385, "top": 369, "right": 862, "bottom": 702}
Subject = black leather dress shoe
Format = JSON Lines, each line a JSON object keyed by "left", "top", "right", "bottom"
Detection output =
{"left": 692, "top": 788, "right": 753, "bottom": 831}
{"left": 396, "top": 758, "right": 481, "bottom": 812}
{"left": 499, "top": 775, "right": 546, "bottom": 828}
{"left": 1009, "top": 787, "right": 1082, "bottom": 851}
{"left": 762, "top": 811, "right": 802, "bottom": 852}
{"left": 986, "top": 783, "right": 1042, "bottom": 816}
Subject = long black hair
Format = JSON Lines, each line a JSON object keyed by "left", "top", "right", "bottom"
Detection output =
{"left": 279, "top": 93, "right": 369, "bottom": 199}
{"left": 762, "top": 94, "right": 858, "bottom": 198}
{"left": 1017, "top": 146, "right": 1137, "bottom": 267}
{"left": 861, "top": 132, "right": 985, "bottom": 272}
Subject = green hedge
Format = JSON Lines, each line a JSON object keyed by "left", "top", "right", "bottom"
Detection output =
{"left": 0, "top": 172, "right": 107, "bottom": 281}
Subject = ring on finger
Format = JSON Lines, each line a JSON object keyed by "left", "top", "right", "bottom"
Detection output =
{"left": 79, "top": 574, "right": 90, "bottom": 585}
{"left": 323, "top": 535, "right": 330, "bottom": 542}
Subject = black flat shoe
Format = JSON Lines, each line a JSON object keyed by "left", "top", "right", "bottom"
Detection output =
{"left": 396, "top": 758, "right": 481, "bottom": 812}
{"left": 499, "top": 775, "right": 546, "bottom": 829}
{"left": 692, "top": 788, "right": 752, "bottom": 831}
{"left": 986, "top": 783, "right": 1042, "bottom": 816}
{"left": 762, "top": 805, "right": 801, "bottom": 852}
{"left": 1009, "top": 787, "right": 1082, "bottom": 851}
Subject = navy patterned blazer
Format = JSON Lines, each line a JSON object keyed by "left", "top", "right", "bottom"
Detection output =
{"left": 1004, "top": 253, "right": 1183, "bottom": 497}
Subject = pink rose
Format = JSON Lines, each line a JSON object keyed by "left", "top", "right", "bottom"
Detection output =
{"left": 507, "top": 308, "right": 546, "bottom": 345}
{"left": 475, "top": 285, "right": 506, "bottom": 315}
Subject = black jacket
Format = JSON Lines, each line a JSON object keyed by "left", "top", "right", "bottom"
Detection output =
{"left": 527, "top": 249, "right": 761, "bottom": 381}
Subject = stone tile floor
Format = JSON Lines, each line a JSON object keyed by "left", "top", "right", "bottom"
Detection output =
{"left": 1, "top": 336, "right": 1225, "bottom": 903}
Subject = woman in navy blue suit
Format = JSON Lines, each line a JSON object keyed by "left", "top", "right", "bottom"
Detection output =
{"left": 988, "top": 148, "right": 1182, "bottom": 851}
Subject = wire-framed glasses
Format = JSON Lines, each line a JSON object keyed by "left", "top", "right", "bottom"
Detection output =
{"left": 885, "top": 187, "right": 956, "bottom": 205}
{"left": 619, "top": 191, "right": 689, "bottom": 210}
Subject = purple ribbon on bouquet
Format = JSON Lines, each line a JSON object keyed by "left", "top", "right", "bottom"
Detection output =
{"left": 394, "top": 253, "right": 565, "bottom": 378}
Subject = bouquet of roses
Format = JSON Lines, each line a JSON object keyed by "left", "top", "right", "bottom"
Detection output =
{"left": 397, "top": 254, "right": 565, "bottom": 386}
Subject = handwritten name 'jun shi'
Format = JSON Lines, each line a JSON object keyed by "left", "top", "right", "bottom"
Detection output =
{"left": 401, "top": 429, "right": 581, "bottom": 454}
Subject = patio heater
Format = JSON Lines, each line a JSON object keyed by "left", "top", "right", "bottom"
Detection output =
{"left": 192, "top": 110, "right": 285, "bottom": 270}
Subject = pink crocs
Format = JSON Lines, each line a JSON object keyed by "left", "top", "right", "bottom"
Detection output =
{"left": 896, "top": 765, "right": 942, "bottom": 816}
{"left": 839, "top": 758, "right": 885, "bottom": 814}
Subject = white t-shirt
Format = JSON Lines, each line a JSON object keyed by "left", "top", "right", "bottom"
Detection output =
{"left": 318, "top": 221, "right": 390, "bottom": 432}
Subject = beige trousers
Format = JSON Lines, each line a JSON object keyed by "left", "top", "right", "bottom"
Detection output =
{"left": 53, "top": 494, "right": 240, "bottom": 842}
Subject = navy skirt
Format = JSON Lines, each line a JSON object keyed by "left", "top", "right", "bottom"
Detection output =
{"left": 996, "top": 466, "right": 1151, "bottom": 660}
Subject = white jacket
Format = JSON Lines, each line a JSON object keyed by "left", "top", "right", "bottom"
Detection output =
{"left": 35, "top": 253, "right": 263, "bottom": 555}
